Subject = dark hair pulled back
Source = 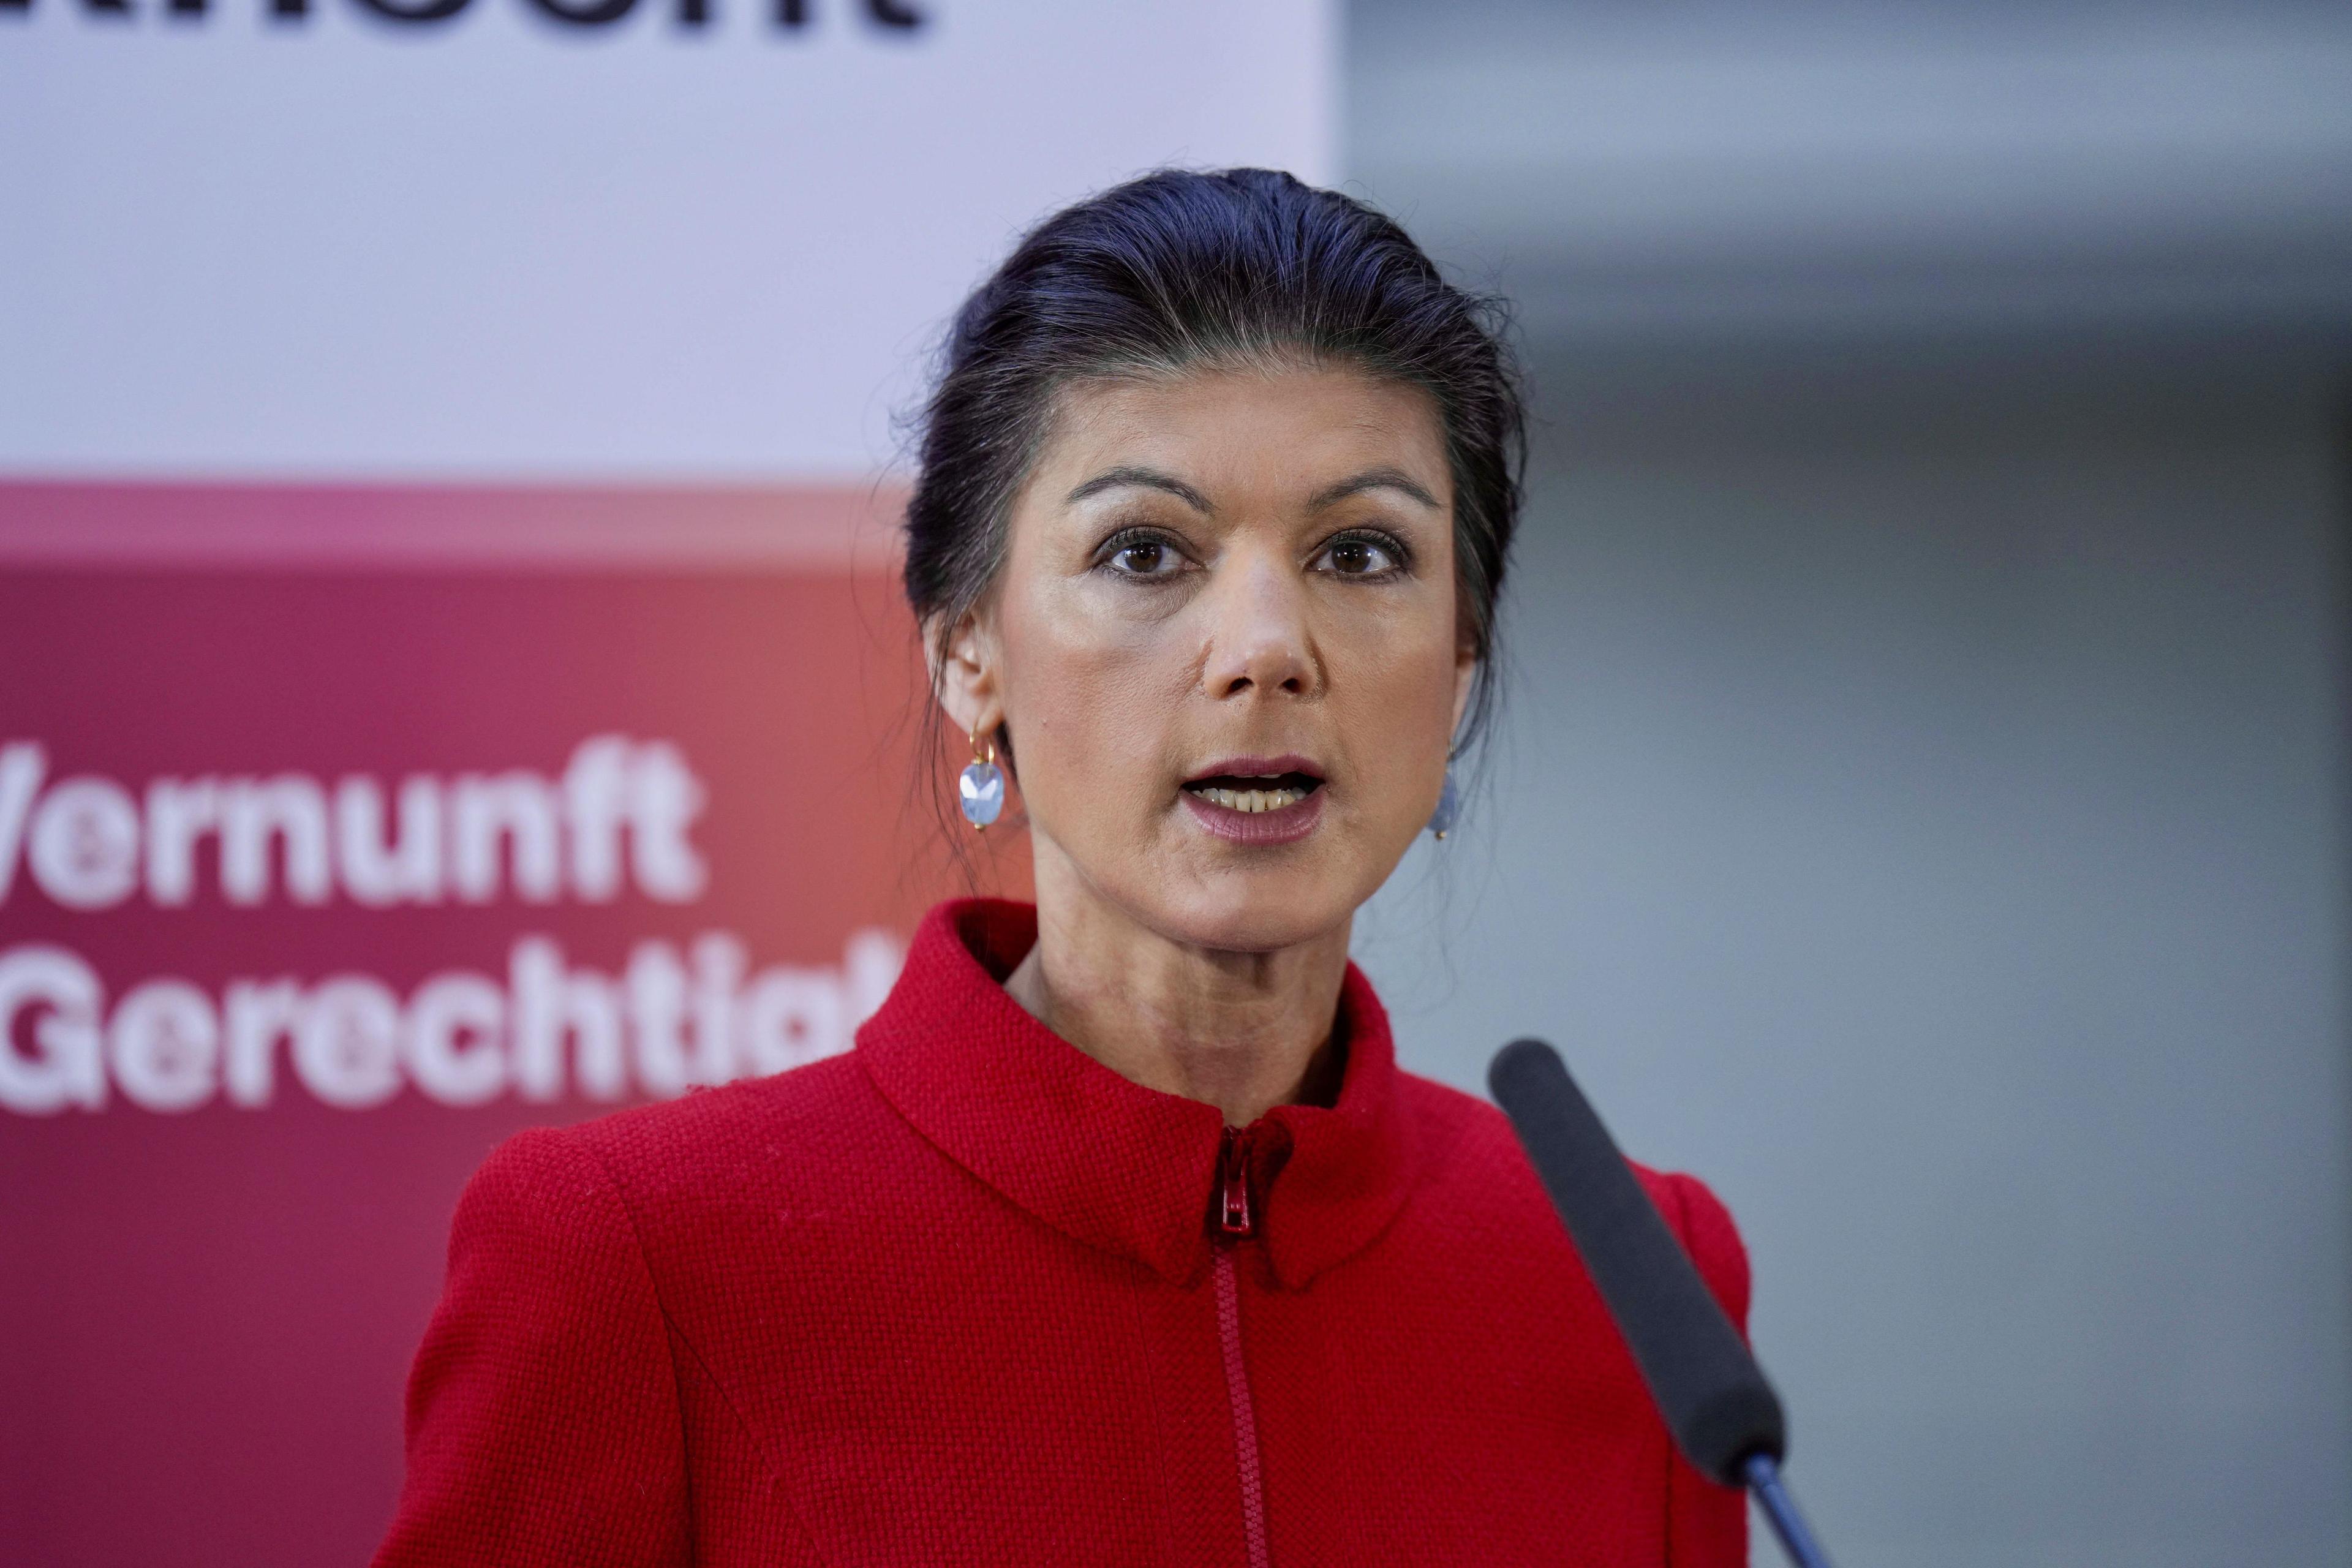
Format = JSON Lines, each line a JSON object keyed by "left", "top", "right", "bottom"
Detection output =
{"left": 905, "top": 167, "right": 1526, "bottom": 760}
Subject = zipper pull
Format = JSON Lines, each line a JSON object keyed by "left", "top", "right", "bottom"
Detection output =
{"left": 1217, "top": 1125, "right": 1255, "bottom": 1238}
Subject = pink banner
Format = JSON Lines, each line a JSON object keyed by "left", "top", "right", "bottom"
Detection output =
{"left": 0, "top": 480, "right": 1014, "bottom": 1566}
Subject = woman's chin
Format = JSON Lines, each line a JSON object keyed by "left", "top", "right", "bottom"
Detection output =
{"left": 1041, "top": 814, "right": 1404, "bottom": 955}
{"left": 1139, "top": 861, "right": 1376, "bottom": 956}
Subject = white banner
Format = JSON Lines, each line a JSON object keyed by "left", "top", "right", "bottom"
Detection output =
{"left": 0, "top": 0, "right": 1335, "bottom": 479}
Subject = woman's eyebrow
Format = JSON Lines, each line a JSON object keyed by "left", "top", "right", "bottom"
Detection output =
{"left": 1308, "top": 467, "right": 1442, "bottom": 511}
{"left": 1064, "top": 466, "right": 1213, "bottom": 513}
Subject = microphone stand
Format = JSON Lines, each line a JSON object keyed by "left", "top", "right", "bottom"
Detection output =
{"left": 1744, "top": 1453, "right": 1838, "bottom": 1568}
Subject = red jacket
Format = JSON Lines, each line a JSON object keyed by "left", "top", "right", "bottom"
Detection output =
{"left": 375, "top": 899, "right": 1751, "bottom": 1567}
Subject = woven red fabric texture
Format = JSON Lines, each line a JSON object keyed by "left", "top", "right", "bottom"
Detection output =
{"left": 374, "top": 897, "right": 1752, "bottom": 1567}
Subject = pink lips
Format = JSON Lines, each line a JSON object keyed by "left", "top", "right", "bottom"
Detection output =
{"left": 1180, "top": 755, "right": 1327, "bottom": 846}
{"left": 1189, "top": 754, "right": 1322, "bottom": 783}
{"left": 1182, "top": 788, "right": 1325, "bottom": 845}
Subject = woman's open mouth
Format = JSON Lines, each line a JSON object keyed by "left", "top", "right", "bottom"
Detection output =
{"left": 1180, "top": 758, "right": 1326, "bottom": 844}
{"left": 1183, "top": 773, "right": 1321, "bottom": 813}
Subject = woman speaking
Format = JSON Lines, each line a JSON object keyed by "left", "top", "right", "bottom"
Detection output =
{"left": 374, "top": 168, "right": 1751, "bottom": 1567}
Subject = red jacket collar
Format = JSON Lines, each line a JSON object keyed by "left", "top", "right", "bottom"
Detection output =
{"left": 856, "top": 899, "right": 1419, "bottom": 1289}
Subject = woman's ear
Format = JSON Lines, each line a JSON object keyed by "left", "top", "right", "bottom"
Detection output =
{"left": 929, "top": 608, "right": 1003, "bottom": 744}
{"left": 1450, "top": 642, "right": 1480, "bottom": 738}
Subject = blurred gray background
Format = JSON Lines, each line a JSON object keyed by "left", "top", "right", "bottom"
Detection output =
{"left": 1347, "top": 4, "right": 2352, "bottom": 1565}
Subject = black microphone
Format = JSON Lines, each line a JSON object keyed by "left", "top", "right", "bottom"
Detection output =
{"left": 1488, "top": 1038, "right": 1838, "bottom": 1568}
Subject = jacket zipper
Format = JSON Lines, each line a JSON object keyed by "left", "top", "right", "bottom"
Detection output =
{"left": 1213, "top": 1126, "right": 1272, "bottom": 1568}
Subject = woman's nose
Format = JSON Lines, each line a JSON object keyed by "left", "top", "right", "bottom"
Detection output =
{"left": 1200, "top": 551, "right": 1318, "bottom": 701}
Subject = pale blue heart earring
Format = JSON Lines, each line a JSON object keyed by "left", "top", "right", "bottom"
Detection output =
{"left": 1428, "top": 762, "right": 1460, "bottom": 840}
{"left": 959, "top": 728, "right": 1005, "bottom": 830}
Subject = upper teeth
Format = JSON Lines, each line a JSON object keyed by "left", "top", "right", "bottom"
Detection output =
{"left": 1193, "top": 781, "right": 1308, "bottom": 813}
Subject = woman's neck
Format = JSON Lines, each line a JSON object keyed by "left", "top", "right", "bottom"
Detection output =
{"left": 1002, "top": 851, "right": 1349, "bottom": 1128}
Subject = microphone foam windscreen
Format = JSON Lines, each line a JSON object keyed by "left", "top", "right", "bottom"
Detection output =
{"left": 1488, "top": 1038, "right": 1786, "bottom": 1486}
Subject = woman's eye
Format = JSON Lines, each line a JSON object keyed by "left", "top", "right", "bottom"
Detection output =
{"left": 1317, "top": 535, "right": 1402, "bottom": 576}
{"left": 1106, "top": 537, "right": 1185, "bottom": 577}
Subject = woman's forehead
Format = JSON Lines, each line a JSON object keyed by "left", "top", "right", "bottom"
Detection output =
{"left": 1033, "top": 364, "right": 1449, "bottom": 503}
